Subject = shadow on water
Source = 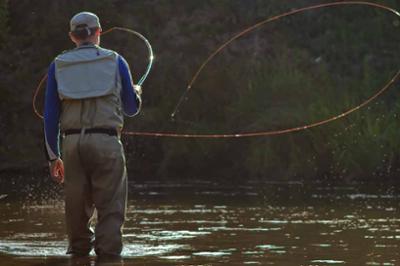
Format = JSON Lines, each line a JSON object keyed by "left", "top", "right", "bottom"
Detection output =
{"left": 0, "top": 176, "right": 399, "bottom": 265}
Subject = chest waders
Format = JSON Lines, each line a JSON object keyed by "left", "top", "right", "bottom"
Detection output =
{"left": 55, "top": 45, "right": 127, "bottom": 256}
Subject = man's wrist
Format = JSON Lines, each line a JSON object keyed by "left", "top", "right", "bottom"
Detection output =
{"left": 49, "top": 157, "right": 60, "bottom": 162}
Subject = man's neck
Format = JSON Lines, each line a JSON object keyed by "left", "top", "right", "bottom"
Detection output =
{"left": 78, "top": 41, "right": 95, "bottom": 47}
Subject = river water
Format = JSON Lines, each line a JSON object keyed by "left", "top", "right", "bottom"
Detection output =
{"left": 0, "top": 180, "right": 399, "bottom": 265}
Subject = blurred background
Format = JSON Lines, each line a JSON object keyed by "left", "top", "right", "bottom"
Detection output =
{"left": 1, "top": 0, "right": 400, "bottom": 184}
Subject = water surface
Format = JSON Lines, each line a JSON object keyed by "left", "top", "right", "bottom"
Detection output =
{"left": 0, "top": 181, "right": 399, "bottom": 265}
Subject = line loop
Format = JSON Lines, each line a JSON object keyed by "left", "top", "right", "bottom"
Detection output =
{"left": 33, "top": 2, "right": 400, "bottom": 138}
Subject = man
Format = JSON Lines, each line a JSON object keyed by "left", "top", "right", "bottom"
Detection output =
{"left": 43, "top": 11, "right": 141, "bottom": 257}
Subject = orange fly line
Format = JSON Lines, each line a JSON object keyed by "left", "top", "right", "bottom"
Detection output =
{"left": 33, "top": 1, "right": 400, "bottom": 138}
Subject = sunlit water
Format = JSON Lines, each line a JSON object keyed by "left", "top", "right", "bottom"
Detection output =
{"left": 0, "top": 181, "right": 399, "bottom": 265}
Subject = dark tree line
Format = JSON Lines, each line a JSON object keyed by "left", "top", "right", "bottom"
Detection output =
{"left": 1, "top": 0, "right": 400, "bottom": 183}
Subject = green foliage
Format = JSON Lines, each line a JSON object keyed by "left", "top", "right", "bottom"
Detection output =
{"left": 0, "top": 0, "right": 7, "bottom": 47}
{"left": 1, "top": 0, "right": 400, "bottom": 181}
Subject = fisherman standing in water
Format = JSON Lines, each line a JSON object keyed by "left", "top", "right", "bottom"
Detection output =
{"left": 43, "top": 12, "right": 141, "bottom": 258}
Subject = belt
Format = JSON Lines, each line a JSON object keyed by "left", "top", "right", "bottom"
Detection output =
{"left": 64, "top": 128, "right": 118, "bottom": 136}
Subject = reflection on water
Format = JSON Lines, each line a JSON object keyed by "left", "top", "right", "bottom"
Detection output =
{"left": 0, "top": 181, "right": 399, "bottom": 265}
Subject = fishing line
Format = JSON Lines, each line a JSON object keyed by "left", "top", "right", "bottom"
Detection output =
{"left": 33, "top": 27, "right": 154, "bottom": 119}
{"left": 171, "top": 1, "right": 400, "bottom": 117}
{"left": 102, "top": 27, "right": 154, "bottom": 86}
{"left": 33, "top": 2, "right": 400, "bottom": 138}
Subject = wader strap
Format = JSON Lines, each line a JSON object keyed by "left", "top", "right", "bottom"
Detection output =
{"left": 64, "top": 128, "right": 118, "bottom": 136}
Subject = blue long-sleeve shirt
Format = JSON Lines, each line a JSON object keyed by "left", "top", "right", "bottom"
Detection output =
{"left": 44, "top": 55, "right": 141, "bottom": 161}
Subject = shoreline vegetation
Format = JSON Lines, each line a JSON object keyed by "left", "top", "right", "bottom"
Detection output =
{"left": 1, "top": 0, "right": 400, "bottom": 182}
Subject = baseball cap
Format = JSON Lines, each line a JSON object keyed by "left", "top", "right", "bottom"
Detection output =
{"left": 70, "top": 12, "right": 101, "bottom": 32}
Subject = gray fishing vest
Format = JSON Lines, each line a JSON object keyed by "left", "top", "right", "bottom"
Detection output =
{"left": 54, "top": 45, "right": 124, "bottom": 131}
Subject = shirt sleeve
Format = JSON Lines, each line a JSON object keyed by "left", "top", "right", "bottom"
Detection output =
{"left": 43, "top": 62, "right": 61, "bottom": 161}
{"left": 118, "top": 55, "right": 142, "bottom": 117}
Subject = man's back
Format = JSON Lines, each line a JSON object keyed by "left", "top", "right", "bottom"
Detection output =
{"left": 43, "top": 11, "right": 141, "bottom": 258}
{"left": 55, "top": 45, "right": 125, "bottom": 132}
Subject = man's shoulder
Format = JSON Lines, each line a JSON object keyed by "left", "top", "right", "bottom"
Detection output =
{"left": 54, "top": 48, "right": 76, "bottom": 62}
{"left": 55, "top": 46, "right": 120, "bottom": 62}
{"left": 98, "top": 46, "right": 119, "bottom": 55}
{"left": 97, "top": 47, "right": 121, "bottom": 60}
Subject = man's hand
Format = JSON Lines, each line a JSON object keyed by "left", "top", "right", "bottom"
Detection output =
{"left": 49, "top": 158, "right": 65, "bottom": 184}
{"left": 134, "top": 85, "right": 142, "bottom": 96}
